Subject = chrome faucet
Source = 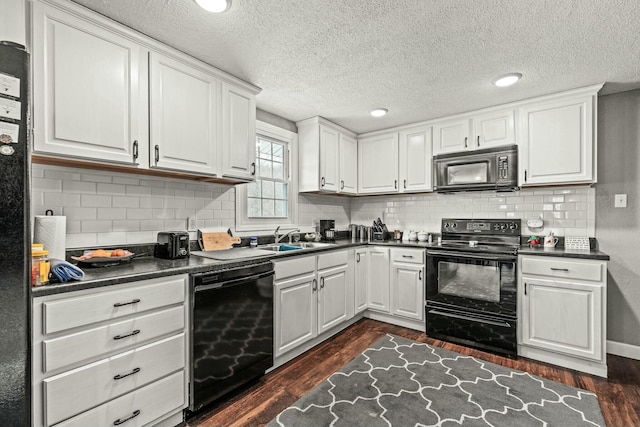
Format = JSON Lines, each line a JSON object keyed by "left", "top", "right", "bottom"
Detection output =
{"left": 274, "top": 226, "right": 300, "bottom": 244}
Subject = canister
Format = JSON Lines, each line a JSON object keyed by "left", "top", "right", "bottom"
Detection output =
{"left": 31, "top": 246, "right": 50, "bottom": 287}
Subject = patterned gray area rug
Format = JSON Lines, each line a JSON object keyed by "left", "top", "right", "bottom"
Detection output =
{"left": 268, "top": 334, "right": 605, "bottom": 427}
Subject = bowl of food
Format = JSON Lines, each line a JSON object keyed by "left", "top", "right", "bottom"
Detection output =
{"left": 71, "top": 249, "right": 135, "bottom": 267}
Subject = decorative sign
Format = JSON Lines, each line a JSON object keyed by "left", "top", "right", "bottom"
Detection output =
{"left": 0, "top": 98, "right": 20, "bottom": 120}
{"left": 565, "top": 237, "right": 590, "bottom": 250}
{"left": 0, "top": 73, "right": 20, "bottom": 98}
{"left": 0, "top": 121, "right": 19, "bottom": 144}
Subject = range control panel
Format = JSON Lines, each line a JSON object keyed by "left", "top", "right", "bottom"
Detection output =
{"left": 441, "top": 218, "right": 521, "bottom": 235}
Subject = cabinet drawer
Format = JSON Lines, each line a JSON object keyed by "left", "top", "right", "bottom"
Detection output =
{"left": 42, "top": 275, "right": 186, "bottom": 334}
{"left": 274, "top": 255, "right": 316, "bottom": 281}
{"left": 317, "top": 250, "right": 348, "bottom": 270}
{"left": 391, "top": 248, "right": 425, "bottom": 264}
{"left": 43, "top": 333, "right": 185, "bottom": 426}
{"left": 56, "top": 370, "right": 185, "bottom": 427}
{"left": 521, "top": 257, "right": 604, "bottom": 282}
{"left": 42, "top": 306, "right": 184, "bottom": 373}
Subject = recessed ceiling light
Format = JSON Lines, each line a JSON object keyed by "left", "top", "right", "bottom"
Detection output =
{"left": 370, "top": 108, "right": 388, "bottom": 117}
{"left": 194, "top": 0, "right": 231, "bottom": 13}
{"left": 493, "top": 73, "right": 522, "bottom": 87}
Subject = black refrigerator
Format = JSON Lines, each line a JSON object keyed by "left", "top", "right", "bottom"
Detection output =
{"left": 0, "top": 41, "right": 31, "bottom": 426}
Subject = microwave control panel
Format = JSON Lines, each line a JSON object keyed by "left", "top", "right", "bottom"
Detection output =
{"left": 498, "top": 156, "right": 509, "bottom": 179}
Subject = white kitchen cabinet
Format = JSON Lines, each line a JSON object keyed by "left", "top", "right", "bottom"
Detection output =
{"left": 518, "top": 255, "right": 607, "bottom": 377}
{"left": 339, "top": 133, "right": 358, "bottom": 194}
{"left": 432, "top": 118, "right": 471, "bottom": 154}
{"left": 367, "top": 247, "right": 390, "bottom": 312}
{"left": 358, "top": 132, "right": 399, "bottom": 194}
{"left": 518, "top": 87, "right": 600, "bottom": 186}
{"left": 32, "top": 275, "right": 190, "bottom": 427}
{"left": 390, "top": 248, "right": 425, "bottom": 321}
{"left": 399, "top": 125, "right": 433, "bottom": 193}
{"left": 274, "top": 250, "right": 353, "bottom": 358}
{"left": 220, "top": 82, "right": 257, "bottom": 181}
{"left": 297, "top": 117, "right": 357, "bottom": 194}
{"left": 472, "top": 109, "right": 516, "bottom": 149}
{"left": 354, "top": 248, "right": 369, "bottom": 313}
{"left": 149, "top": 51, "right": 218, "bottom": 175}
{"left": 32, "top": 1, "right": 146, "bottom": 165}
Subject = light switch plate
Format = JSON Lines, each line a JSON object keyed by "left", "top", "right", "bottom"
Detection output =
{"left": 615, "top": 194, "right": 627, "bottom": 208}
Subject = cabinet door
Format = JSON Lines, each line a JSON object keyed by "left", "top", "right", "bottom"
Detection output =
{"left": 472, "top": 109, "right": 515, "bottom": 149}
{"left": 339, "top": 133, "right": 358, "bottom": 194}
{"left": 220, "top": 82, "right": 256, "bottom": 180}
{"left": 399, "top": 126, "right": 432, "bottom": 192}
{"left": 319, "top": 124, "right": 340, "bottom": 192}
{"left": 149, "top": 52, "right": 218, "bottom": 175}
{"left": 317, "top": 265, "right": 348, "bottom": 333}
{"left": 432, "top": 118, "right": 471, "bottom": 154}
{"left": 274, "top": 274, "right": 317, "bottom": 357}
{"left": 367, "top": 248, "right": 390, "bottom": 312}
{"left": 354, "top": 249, "right": 368, "bottom": 313}
{"left": 519, "top": 95, "right": 594, "bottom": 185}
{"left": 521, "top": 277, "right": 602, "bottom": 361}
{"left": 32, "top": 2, "right": 144, "bottom": 165}
{"left": 391, "top": 262, "right": 424, "bottom": 321}
{"left": 358, "top": 133, "right": 399, "bottom": 194}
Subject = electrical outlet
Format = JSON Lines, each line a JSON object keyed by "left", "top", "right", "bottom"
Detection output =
{"left": 187, "top": 216, "right": 197, "bottom": 231}
{"left": 614, "top": 194, "right": 627, "bottom": 208}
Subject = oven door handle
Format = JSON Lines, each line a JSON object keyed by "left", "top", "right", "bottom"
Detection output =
{"left": 427, "top": 309, "right": 512, "bottom": 328}
{"left": 194, "top": 270, "right": 275, "bottom": 292}
{"left": 426, "top": 249, "right": 516, "bottom": 262}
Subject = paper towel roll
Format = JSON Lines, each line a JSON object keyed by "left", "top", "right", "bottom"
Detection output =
{"left": 34, "top": 215, "right": 66, "bottom": 260}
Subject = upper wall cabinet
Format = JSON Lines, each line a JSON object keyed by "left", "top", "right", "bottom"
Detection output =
{"left": 149, "top": 51, "right": 218, "bottom": 175}
{"left": 358, "top": 132, "right": 399, "bottom": 194}
{"left": 399, "top": 125, "right": 432, "bottom": 193}
{"left": 432, "top": 109, "right": 515, "bottom": 155}
{"left": 32, "top": 1, "right": 146, "bottom": 166}
{"left": 519, "top": 87, "right": 600, "bottom": 186}
{"left": 30, "top": 0, "right": 260, "bottom": 181}
{"left": 297, "top": 117, "right": 357, "bottom": 194}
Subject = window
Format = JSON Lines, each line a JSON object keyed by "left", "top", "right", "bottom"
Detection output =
{"left": 247, "top": 137, "right": 288, "bottom": 218}
{"left": 235, "top": 121, "right": 298, "bottom": 232}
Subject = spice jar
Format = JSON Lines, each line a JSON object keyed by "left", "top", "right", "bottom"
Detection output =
{"left": 31, "top": 246, "right": 50, "bottom": 287}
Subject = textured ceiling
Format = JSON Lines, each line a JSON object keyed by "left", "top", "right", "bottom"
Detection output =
{"left": 71, "top": 0, "right": 640, "bottom": 133}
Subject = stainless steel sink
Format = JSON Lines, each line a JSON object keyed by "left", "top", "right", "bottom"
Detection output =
{"left": 289, "top": 242, "right": 335, "bottom": 248}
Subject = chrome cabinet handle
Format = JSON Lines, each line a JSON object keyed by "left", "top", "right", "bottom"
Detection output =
{"left": 402, "top": 255, "right": 414, "bottom": 258}
{"left": 524, "top": 283, "right": 527, "bottom": 295}
{"left": 356, "top": 253, "right": 360, "bottom": 263}
{"left": 113, "top": 367, "right": 140, "bottom": 381}
{"left": 394, "top": 180, "right": 397, "bottom": 189}
{"left": 132, "top": 140, "right": 138, "bottom": 161}
{"left": 403, "top": 179, "right": 407, "bottom": 189}
{"left": 550, "top": 268, "right": 569, "bottom": 271}
{"left": 464, "top": 137, "right": 468, "bottom": 148}
{"left": 477, "top": 135, "right": 480, "bottom": 147}
{"left": 312, "top": 278, "right": 317, "bottom": 291}
{"left": 113, "top": 410, "right": 141, "bottom": 425}
{"left": 154, "top": 145, "right": 159, "bottom": 164}
{"left": 113, "top": 299, "right": 140, "bottom": 308}
{"left": 524, "top": 169, "right": 527, "bottom": 182}
{"left": 113, "top": 329, "right": 140, "bottom": 340}
{"left": 418, "top": 270, "right": 422, "bottom": 281}
{"left": 321, "top": 177, "right": 325, "bottom": 187}
{"left": 341, "top": 180, "right": 344, "bottom": 190}
{"left": 251, "top": 162, "right": 256, "bottom": 175}
{"left": 320, "top": 277, "right": 325, "bottom": 289}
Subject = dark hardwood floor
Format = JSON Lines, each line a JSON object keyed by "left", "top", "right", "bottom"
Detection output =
{"left": 188, "top": 319, "right": 640, "bottom": 427}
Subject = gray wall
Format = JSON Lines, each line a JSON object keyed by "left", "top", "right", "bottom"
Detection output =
{"left": 596, "top": 89, "right": 640, "bottom": 347}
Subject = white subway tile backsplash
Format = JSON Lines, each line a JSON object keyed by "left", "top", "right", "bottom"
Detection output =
{"left": 81, "top": 220, "right": 112, "bottom": 233}
{"left": 81, "top": 194, "right": 112, "bottom": 208}
{"left": 126, "top": 185, "right": 152, "bottom": 196}
{"left": 126, "top": 231, "right": 155, "bottom": 244}
{"left": 126, "top": 208, "right": 153, "bottom": 220}
{"left": 81, "top": 173, "right": 112, "bottom": 183}
{"left": 112, "top": 196, "right": 140, "bottom": 208}
{"left": 98, "top": 208, "right": 127, "bottom": 220}
{"left": 44, "top": 193, "right": 81, "bottom": 207}
{"left": 97, "top": 183, "right": 126, "bottom": 195}
{"left": 63, "top": 180, "right": 96, "bottom": 194}
{"left": 139, "top": 197, "right": 164, "bottom": 209}
{"left": 66, "top": 233, "right": 97, "bottom": 248}
{"left": 97, "top": 232, "right": 128, "bottom": 246}
{"left": 113, "top": 176, "right": 140, "bottom": 186}
{"left": 113, "top": 220, "right": 140, "bottom": 232}
{"left": 140, "top": 219, "right": 165, "bottom": 231}
{"left": 63, "top": 207, "right": 97, "bottom": 220}
{"left": 33, "top": 177, "right": 62, "bottom": 192}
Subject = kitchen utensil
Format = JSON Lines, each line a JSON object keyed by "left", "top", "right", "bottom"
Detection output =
{"left": 408, "top": 231, "right": 418, "bottom": 241}
{"left": 417, "top": 231, "right": 428, "bottom": 242}
{"left": 200, "top": 232, "right": 242, "bottom": 251}
{"left": 544, "top": 234, "right": 559, "bottom": 248}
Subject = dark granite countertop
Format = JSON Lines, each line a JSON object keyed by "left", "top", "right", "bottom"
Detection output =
{"left": 31, "top": 238, "right": 608, "bottom": 297}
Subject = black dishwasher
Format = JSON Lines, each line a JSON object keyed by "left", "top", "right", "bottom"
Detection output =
{"left": 189, "top": 261, "right": 274, "bottom": 414}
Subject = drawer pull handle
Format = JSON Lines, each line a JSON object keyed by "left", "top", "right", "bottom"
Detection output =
{"left": 550, "top": 268, "right": 569, "bottom": 271}
{"left": 113, "top": 367, "right": 141, "bottom": 381}
{"left": 113, "top": 409, "right": 141, "bottom": 425}
{"left": 402, "top": 255, "right": 414, "bottom": 258}
{"left": 113, "top": 329, "right": 141, "bottom": 340}
{"left": 113, "top": 299, "right": 141, "bottom": 308}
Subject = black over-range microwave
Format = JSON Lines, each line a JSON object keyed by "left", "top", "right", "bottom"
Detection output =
{"left": 433, "top": 145, "right": 518, "bottom": 192}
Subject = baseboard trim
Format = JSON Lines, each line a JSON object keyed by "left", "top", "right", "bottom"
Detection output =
{"left": 607, "top": 340, "right": 640, "bottom": 360}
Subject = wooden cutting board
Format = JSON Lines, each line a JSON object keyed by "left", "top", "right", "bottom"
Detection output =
{"left": 201, "top": 232, "right": 242, "bottom": 251}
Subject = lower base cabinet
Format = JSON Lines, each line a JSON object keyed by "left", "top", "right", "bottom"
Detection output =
{"left": 32, "top": 275, "right": 189, "bottom": 427}
{"left": 274, "top": 250, "right": 354, "bottom": 358}
{"left": 367, "top": 247, "right": 390, "bottom": 312}
{"left": 518, "top": 255, "right": 607, "bottom": 377}
{"left": 390, "top": 248, "right": 425, "bottom": 321}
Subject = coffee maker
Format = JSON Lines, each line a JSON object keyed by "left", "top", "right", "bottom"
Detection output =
{"left": 319, "top": 219, "right": 336, "bottom": 241}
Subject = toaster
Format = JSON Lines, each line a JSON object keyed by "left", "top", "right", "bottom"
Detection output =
{"left": 154, "top": 231, "right": 190, "bottom": 259}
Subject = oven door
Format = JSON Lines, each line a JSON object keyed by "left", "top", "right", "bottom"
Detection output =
{"left": 426, "top": 249, "right": 517, "bottom": 317}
